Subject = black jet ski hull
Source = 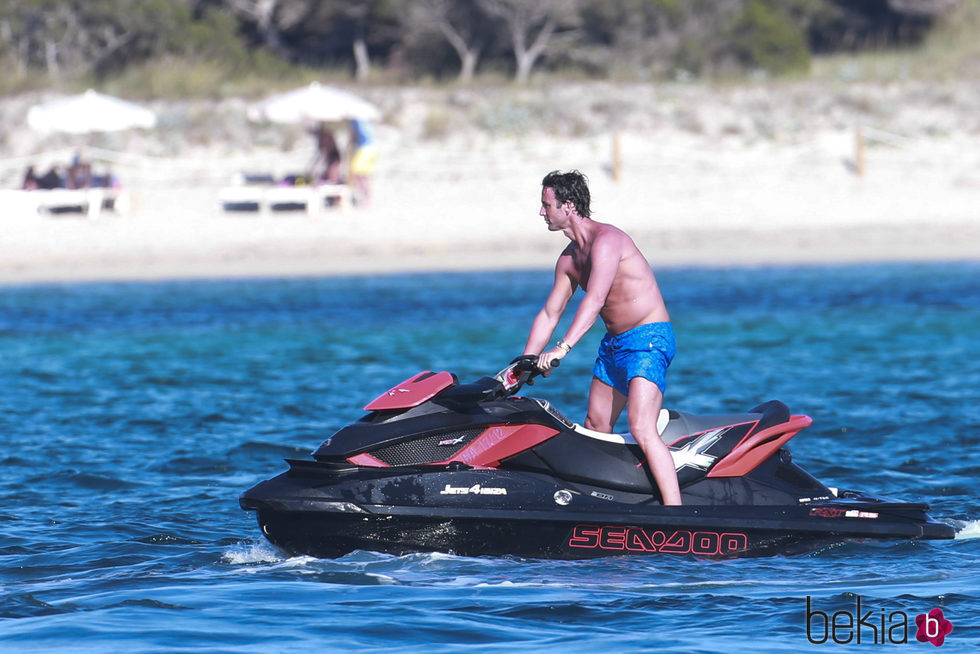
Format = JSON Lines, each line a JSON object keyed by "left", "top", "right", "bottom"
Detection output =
{"left": 240, "top": 467, "right": 955, "bottom": 559}
{"left": 244, "top": 499, "right": 954, "bottom": 560}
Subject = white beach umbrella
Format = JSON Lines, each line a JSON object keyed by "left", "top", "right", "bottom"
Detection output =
{"left": 27, "top": 89, "right": 157, "bottom": 134}
{"left": 247, "top": 82, "right": 381, "bottom": 124}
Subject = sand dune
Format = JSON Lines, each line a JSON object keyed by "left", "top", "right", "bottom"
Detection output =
{"left": 2, "top": 82, "right": 977, "bottom": 285}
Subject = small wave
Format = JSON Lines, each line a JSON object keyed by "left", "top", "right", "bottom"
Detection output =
{"left": 222, "top": 541, "right": 284, "bottom": 565}
{"left": 125, "top": 418, "right": 168, "bottom": 429}
{"left": 412, "top": 550, "right": 471, "bottom": 564}
{"left": 154, "top": 456, "right": 232, "bottom": 475}
{"left": 2, "top": 593, "right": 76, "bottom": 619}
{"left": 37, "top": 469, "right": 142, "bottom": 491}
{"left": 280, "top": 555, "right": 321, "bottom": 567}
{"left": 107, "top": 598, "right": 191, "bottom": 611}
{"left": 134, "top": 533, "right": 202, "bottom": 546}
{"left": 954, "top": 519, "right": 980, "bottom": 540}
{"left": 0, "top": 456, "right": 38, "bottom": 467}
{"left": 225, "top": 440, "right": 308, "bottom": 460}
{"left": 197, "top": 412, "right": 230, "bottom": 425}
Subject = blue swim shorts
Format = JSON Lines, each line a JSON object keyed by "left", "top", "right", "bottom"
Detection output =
{"left": 593, "top": 322, "right": 676, "bottom": 395}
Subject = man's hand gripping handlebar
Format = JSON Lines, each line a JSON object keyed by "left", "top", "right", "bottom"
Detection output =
{"left": 494, "top": 355, "right": 559, "bottom": 396}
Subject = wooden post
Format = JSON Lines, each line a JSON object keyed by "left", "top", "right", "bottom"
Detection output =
{"left": 612, "top": 132, "right": 622, "bottom": 183}
{"left": 855, "top": 125, "right": 865, "bottom": 178}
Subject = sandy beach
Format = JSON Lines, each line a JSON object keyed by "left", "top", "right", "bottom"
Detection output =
{"left": 2, "top": 81, "right": 978, "bottom": 284}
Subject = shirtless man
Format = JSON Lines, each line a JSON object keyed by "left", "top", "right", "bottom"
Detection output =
{"left": 522, "top": 170, "right": 682, "bottom": 505}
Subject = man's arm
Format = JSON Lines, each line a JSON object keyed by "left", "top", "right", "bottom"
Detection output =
{"left": 557, "top": 233, "right": 620, "bottom": 348}
{"left": 536, "top": 233, "right": 620, "bottom": 370}
{"left": 523, "top": 251, "right": 576, "bottom": 356}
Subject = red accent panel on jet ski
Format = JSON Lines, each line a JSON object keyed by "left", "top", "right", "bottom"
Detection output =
{"left": 707, "top": 414, "right": 813, "bottom": 478}
{"left": 364, "top": 371, "right": 455, "bottom": 411}
{"left": 451, "top": 424, "right": 559, "bottom": 467}
{"left": 347, "top": 452, "right": 390, "bottom": 467}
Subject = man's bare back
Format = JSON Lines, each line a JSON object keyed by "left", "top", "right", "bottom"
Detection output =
{"left": 558, "top": 222, "right": 670, "bottom": 335}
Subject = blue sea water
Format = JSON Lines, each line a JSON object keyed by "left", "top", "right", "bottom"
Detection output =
{"left": 1, "top": 262, "right": 978, "bottom": 653}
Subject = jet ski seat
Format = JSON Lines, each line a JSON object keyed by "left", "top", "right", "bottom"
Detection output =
{"left": 659, "top": 401, "right": 791, "bottom": 444}
{"left": 571, "top": 409, "right": 670, "bottom": 445}
{"left": 572, "top": 401, "right": 791, "bottom": 448}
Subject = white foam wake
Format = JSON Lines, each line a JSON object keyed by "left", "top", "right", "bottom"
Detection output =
{"left": 954, "top": 519, "right": 980, "bottom": 540}
{"left": 222, "top": 541, "right": 285, "bottom": 564}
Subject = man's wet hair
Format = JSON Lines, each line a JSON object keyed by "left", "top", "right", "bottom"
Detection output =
{"left": 542, "top": 170, "right": 591, "bottom": 218}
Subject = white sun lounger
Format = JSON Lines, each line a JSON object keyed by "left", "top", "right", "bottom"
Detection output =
{"left": 2, "top": 188, "right": 123, "bottom": 220}
{"left": 219, "top": 183, "right": 352, "bottom": 215}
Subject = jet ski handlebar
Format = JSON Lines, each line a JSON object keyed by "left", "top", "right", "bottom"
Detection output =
{"left": 494, "top": 355, "right": 558, "bottom": 396}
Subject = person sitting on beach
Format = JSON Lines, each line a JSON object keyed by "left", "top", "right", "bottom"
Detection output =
{"left": 311, "top": 122, "right": 342, "bottom": 184}
{"left": 22, "top": 166, "right": 39, "bottom": 190}
{"left": 522, "top": 170, "right": 683, "bottom": 505}
{"left": 67, "top": 152, "right": 92, "bottom": 189}
{"left": 37, "top": 166, "right": 65, "bottom": 190}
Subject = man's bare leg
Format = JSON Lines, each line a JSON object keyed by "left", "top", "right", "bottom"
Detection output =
{"left": 627, "top": 377, "right": 682, "bottom": 505}
{"left": 584, "top": 377, "right": 627, "bottom": 433}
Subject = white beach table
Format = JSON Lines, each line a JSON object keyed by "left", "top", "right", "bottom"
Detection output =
{"left": 1, "top": 188, "right": 123, "bottom": 219}
{"left": 218, "top": 183, "right": 352, "bottom": 216}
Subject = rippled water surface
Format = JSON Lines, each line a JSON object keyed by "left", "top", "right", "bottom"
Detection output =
{"left": 1, "top": 263, "right": 978, "bottom": 652}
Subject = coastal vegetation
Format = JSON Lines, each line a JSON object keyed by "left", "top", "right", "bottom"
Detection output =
{"left": 0, "top": 0, "right": 975, "bottom": 99}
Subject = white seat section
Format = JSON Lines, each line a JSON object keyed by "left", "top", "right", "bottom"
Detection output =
{"left": 571, "top": 409, "right": 670, "bottom": 445}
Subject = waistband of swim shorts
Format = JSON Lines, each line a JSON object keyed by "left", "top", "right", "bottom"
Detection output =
{"left": 604, "top": 321, "right": 673, "bottom": 344}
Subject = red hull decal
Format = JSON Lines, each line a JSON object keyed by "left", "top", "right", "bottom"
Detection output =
{"left": 364, "top": 371, "right": 455, "bottom": 411}
{"left": 450, "top": 424, "right": 559, "bottom": 467}
{"left": 707, "top": 414, "right": 813, "bottom": 478}
{"left": 347, "top": 452, "right": 390, "bottom": 467}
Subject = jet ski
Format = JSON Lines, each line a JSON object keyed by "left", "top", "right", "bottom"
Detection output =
{"left": 240, "top": 356, "right": 955, "bottom": 559}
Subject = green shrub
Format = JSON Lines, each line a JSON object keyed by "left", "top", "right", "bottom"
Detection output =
{"left": 727, "top": 0, "right": 810, "bottom": 76}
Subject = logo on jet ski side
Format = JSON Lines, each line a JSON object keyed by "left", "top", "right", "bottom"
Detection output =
{"left": 670, "top": 428, "right": 726, "bottom": 471}
{"left": 439, "top": 484, "right": 507, "bottom": 496}
{"left": 568, "top": 524, "right": 748, "bottom": 555}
